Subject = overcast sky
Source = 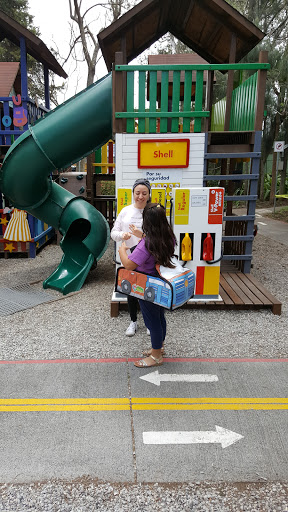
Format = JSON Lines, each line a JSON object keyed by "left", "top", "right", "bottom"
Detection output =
{"left": 28, "top": 0, "right": 110, "bottom": 103}
{"left": 27, "top": 0, "right": 160, "bottom": 107}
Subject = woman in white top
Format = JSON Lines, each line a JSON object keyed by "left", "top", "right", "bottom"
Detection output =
{"left": 111, "top": 179, "right": 151, "bottom": 336}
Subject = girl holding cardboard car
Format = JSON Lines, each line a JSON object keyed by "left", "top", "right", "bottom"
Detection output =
{"left": 119, "top": 203, "right": 176, "bottom": 368}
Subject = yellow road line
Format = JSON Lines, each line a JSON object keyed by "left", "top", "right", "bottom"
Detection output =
{"left": 132, "top": 404, "right": 288, "bottom": 411}
{"left": 0, "top": 405, "right": 130, "bottom": 412}
{"left": 131, "top": 397, "right": 288, "bottom": 404}
{"left": 0, "top": 397, "right": 287, "bottom": 412}
{"left": 0, "top": 398, "right": 130, "bottom": 405}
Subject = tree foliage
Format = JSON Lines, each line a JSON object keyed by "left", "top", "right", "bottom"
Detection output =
{"left": 0, "top": 0, "right": 64, "bottom": 105}
{"left": 150, "top": 1, "right": 288, "bottom": 198}
{"left": 0, "top": 0, "right": 38, "bottom": 62}
{"left": 226, "top": 0, "right": 288, "bottom": 198}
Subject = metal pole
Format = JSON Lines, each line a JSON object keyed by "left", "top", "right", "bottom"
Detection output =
{"left": 273, "top": 152, "right": 280, "bottom": 213}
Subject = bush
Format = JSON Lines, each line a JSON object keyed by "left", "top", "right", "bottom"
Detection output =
{"left": 101, "top": 181, "right": 115, "bottom": 195}
{"left": 264, "top": 173, "right": 288, "bottom": 200}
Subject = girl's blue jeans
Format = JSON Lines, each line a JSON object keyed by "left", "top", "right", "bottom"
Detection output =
{"left": 139, "top": 300, "right": 166, "bottom": 350}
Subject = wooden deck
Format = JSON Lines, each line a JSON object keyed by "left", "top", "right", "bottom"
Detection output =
{"left": 111, "top": 272, "right": 282, "bottom": 317}
{"left": 187, "top": 272, "right": 282, "bottom": 316}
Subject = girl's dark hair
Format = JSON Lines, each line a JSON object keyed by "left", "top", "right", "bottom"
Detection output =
{"left": 142, "top": 203, "right": 177, "bottom": 268}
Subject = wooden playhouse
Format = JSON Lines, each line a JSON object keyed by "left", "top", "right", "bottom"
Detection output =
{"left": 94, "top": 0, "right": 281, "bottom": 315}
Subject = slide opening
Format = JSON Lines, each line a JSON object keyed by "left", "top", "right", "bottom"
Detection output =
{"left": 61, "top": 219, "right": 91, "bottom": 266}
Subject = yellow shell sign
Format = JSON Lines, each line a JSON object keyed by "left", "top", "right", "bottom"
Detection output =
{"left": 138, "top": 139, "right": 190, "bottom": 168}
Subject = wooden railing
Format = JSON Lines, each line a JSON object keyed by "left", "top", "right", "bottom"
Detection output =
{"left": 94, "top": 196, "right": 115, "bottom": 230}
{"left": 113, "top": 63, "right": 270, "bottom": 134}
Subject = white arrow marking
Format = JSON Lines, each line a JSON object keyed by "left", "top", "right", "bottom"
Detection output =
{"left": 140, "top": 370, "right": 218, "bottom": 386}
{"left": 143, "top": 426, "right": 244, "bottom": 448}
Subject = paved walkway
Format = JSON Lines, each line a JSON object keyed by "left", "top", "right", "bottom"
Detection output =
{"left": 233, "top": 206, "right": 288, "bottom": 246}
{"left": 254, "top": 208, "right": 288, "bottom": 246}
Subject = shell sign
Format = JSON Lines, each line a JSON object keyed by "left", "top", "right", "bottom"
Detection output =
{"left": 138, "top": 139, "right": 190, "bottom": 168}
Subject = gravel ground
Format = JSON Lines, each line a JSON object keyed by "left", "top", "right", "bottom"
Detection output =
{"left": 0, "top": 232, "right": 287, "bottom": 510}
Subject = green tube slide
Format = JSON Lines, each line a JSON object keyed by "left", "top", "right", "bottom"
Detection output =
{"left": 0, "top": 73, "right": 113, "bottom": 294}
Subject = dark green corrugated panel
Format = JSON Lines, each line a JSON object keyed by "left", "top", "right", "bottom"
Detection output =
{"left": 211, "top": 73, "right": 257, "bottom": 132}
{"left": 211, "top": 99, "right": 225, "bottom": 131}
{"left": 230, "top": 73, "right": 257, "bottom": 131}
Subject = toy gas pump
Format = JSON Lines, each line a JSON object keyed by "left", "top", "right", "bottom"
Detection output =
{"left": 171, "top": 187, "right": 224, "bottom": 299}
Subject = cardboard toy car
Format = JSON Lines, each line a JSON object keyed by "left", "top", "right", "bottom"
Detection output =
{"left": 115, "top": 266, "right": 195, "bottom": 310}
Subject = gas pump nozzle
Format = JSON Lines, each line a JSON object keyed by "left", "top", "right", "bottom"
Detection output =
{"left": 202, "top": 233, "right": 213, "bottom": 261}
{"left": 181, "top": 232, "right": 192, "bottom": 261}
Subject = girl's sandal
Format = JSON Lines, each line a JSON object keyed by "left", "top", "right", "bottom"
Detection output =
{"left": 134, "top": 355, "right": 163, "bottom": 368}
{"left": 142, "top": 347, "right": 165, "bottom": 357}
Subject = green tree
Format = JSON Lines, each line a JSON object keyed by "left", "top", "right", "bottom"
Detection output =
{"left": 226, "top": 0, "right": 288, "bottom": 200}
{"left": 0, "top": 0, "right": 36, "bottom": 34}
{"left": 0, "top": 0, "right": 64, "bottom": 106}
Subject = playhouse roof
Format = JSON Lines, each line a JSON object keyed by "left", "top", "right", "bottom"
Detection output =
{"left": 98, "top": 0, "right": 265, "bottom": 70}
{"left": 0, "top": 9, "right": 67, "bottom": 78}
{"left": 0, "top": 62, "right": 20, "bottom": 96}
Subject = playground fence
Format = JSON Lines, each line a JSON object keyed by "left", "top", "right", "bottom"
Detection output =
{"left": 0, "top": 97, "right": 48, "bottom": 146}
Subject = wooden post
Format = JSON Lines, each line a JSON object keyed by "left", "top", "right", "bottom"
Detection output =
{"left": 110, "top": 302, "right": 119, "bottom": 317}
{"left": 224, "top": 33, "right": 236, "bottom": 131}
{"left": 86, "top": 153, "right": 94, "bottom": 205}
{"left": 270, "top": 112, "right": 280, "bottom": 203}
{"left": 254, "top": 50, "right": 268, "bottom": 131}
{"left": 20, "top": 36, "right": 28, "bottom": 100}
{"left": 44, "top": 65, "right": 50, "bottom": 110}
{"left": 226, "top": 158, "right": 236, "bottom": 217}
{"left": 204, "top": 70, "right": 214, "bottom": 132}
{"left": 112, "top": 52, "right": 127, "bottom": 134}
{"left": 254, "top": 51, "right": 269, "bottom": 203}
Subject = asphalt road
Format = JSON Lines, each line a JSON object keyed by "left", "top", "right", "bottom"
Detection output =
{"left": 0, "top": 357, "right": 287, "bottom": 483}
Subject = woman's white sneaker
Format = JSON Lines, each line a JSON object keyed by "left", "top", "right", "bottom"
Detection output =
{"left": 125, "top": 321, "right": 138, "bottom": 336}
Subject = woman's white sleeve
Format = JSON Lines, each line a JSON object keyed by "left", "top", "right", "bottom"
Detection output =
{"left": 111, "top": 212, "right": 124, "bottom": 242}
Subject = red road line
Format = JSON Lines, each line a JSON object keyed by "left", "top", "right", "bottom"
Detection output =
{"left": 0, "top": 357, "right": 287, "bottom": 365}
{"left": 0, "top": 358, "right": 127, "bottom": 365}
{"left": 160, "top": 358, "right": 288, "bottom": 363}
